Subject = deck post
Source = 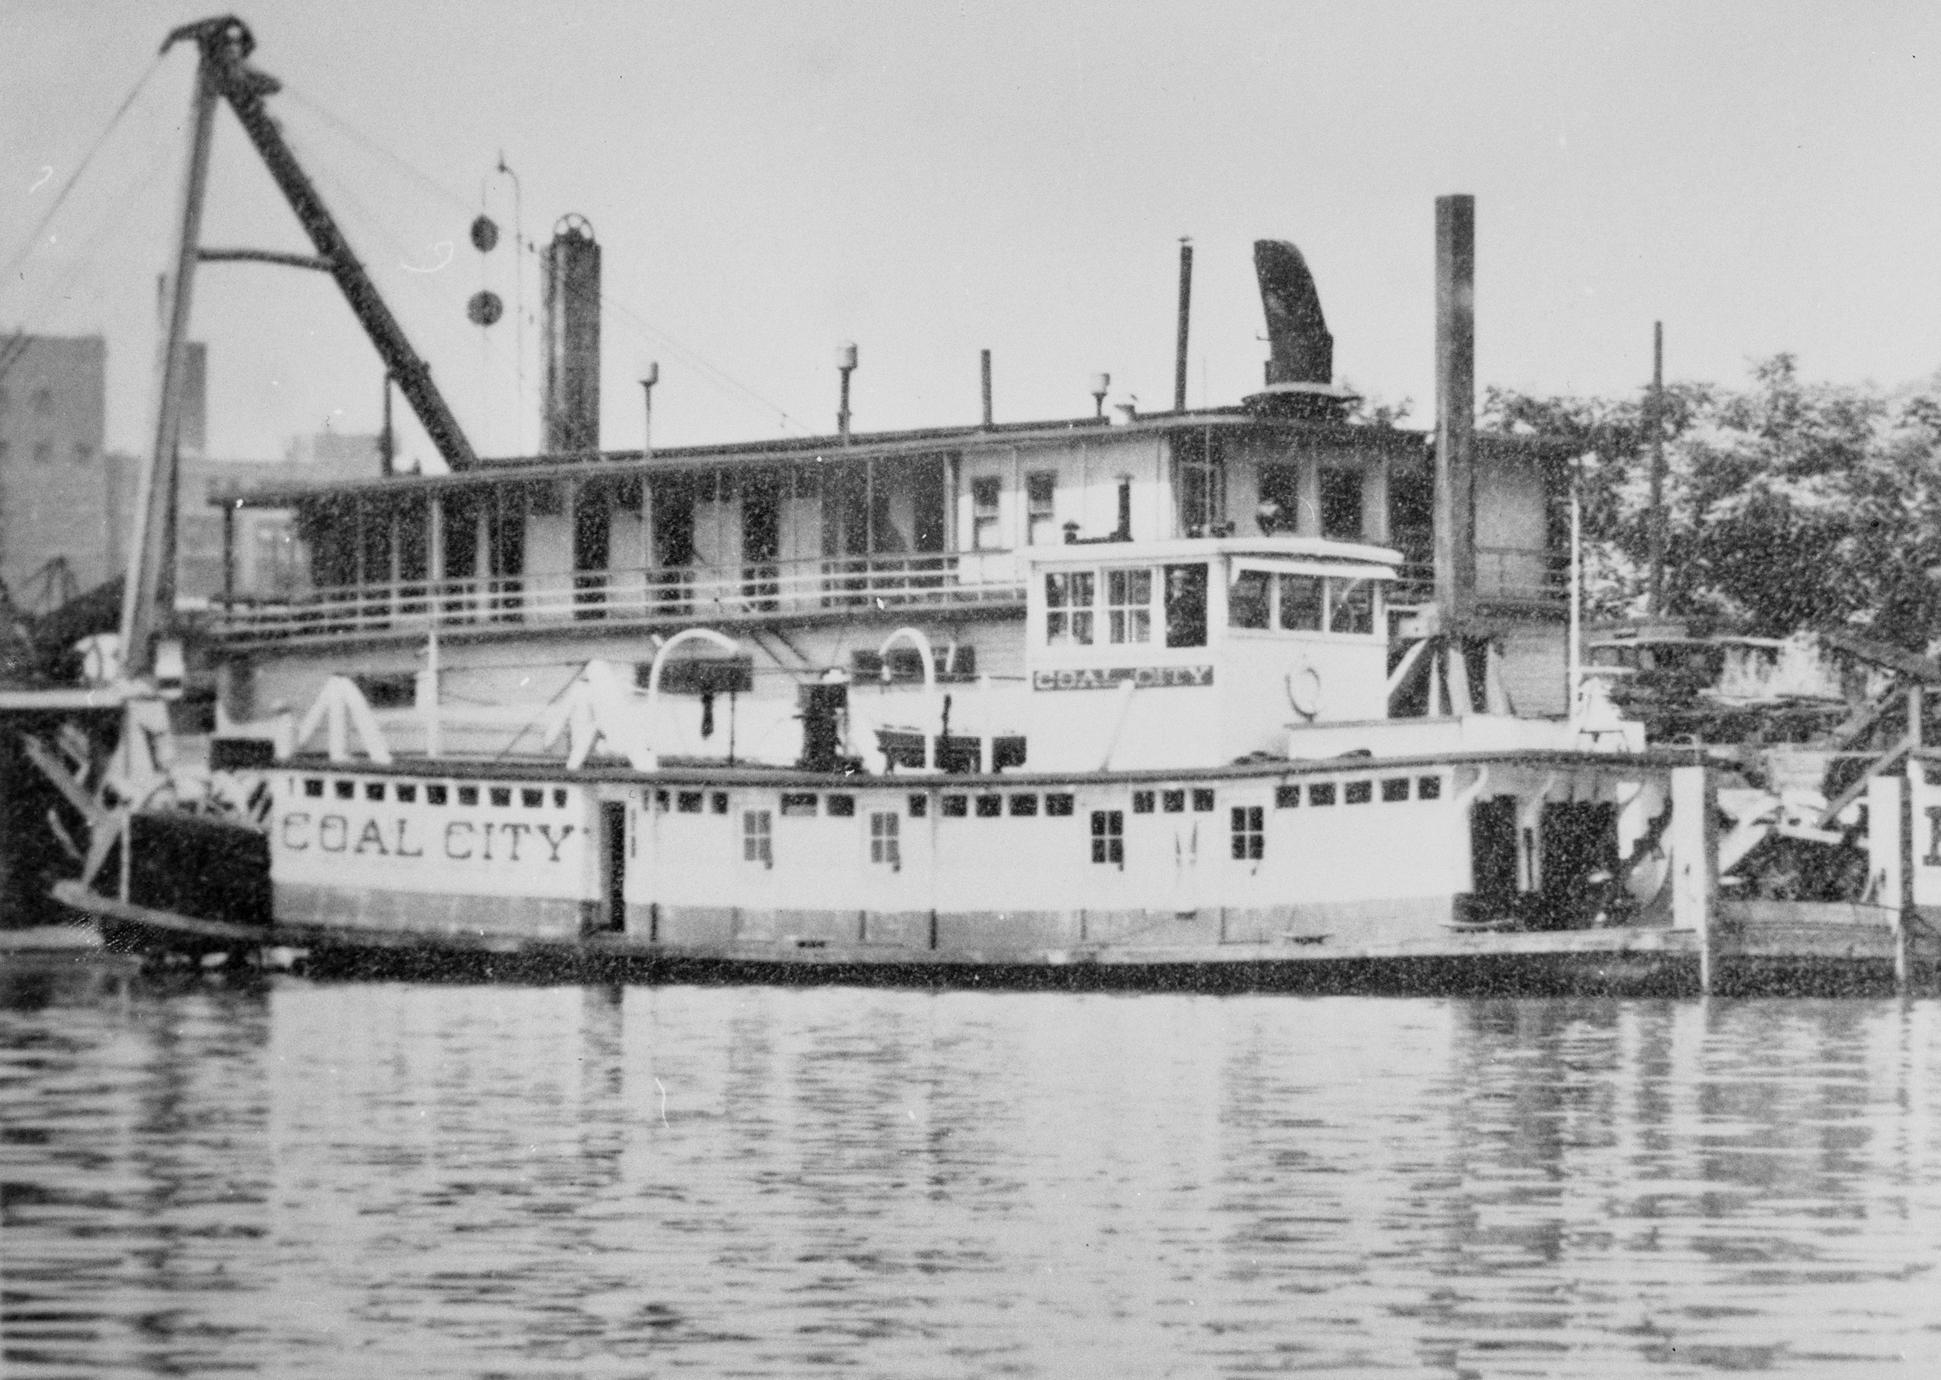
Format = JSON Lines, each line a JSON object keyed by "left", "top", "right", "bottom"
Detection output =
{"left": 1899, "top": 756, "right": 1917, "bottom": 992}
{"left": 1670, "top": 764, "right": 1717, "bottom": 993}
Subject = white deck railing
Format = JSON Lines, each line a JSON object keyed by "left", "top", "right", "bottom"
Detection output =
{"left": 210, "top": 553, "right": 1026, "bottom": 641}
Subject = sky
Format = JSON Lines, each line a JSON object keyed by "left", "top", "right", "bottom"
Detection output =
{"left": 4, "top": 1, "right": 1938, "bottom": 471}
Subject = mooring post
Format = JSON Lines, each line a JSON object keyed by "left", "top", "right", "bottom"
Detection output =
{"left": 1670, "top": 764, "right": 1718, "bottom": 994}
{"left": 1900, "top": 685, "right": 1922, "bottom": 992}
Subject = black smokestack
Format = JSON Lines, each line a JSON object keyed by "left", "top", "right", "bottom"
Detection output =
{"left": 1253, "top": 240, "right": 1333, "bottom": 387}
{"left": 542, "top": 214, "right": 601, "bottom": 455}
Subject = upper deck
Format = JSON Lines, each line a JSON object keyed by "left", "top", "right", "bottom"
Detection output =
{"left": 196, "top": 407, "right": 1565, "bottom": 654}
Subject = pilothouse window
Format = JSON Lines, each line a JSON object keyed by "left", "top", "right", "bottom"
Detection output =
{"left": 1045, "top": 571, "right": 1095, "bottom": 646}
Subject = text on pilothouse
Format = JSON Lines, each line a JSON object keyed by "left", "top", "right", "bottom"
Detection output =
{"left": 1031, "top": 665, "right": 1214, "bottom": 691}
{"left": 280, "top": 812, "right": 577, "bottom": 863}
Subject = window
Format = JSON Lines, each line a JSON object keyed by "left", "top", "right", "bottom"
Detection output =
{"left": 1277, "top": 574, "right": 1325, "bottom": 631}
{"left": 827, "top": 794, "right": 856, "bottom": 818}
{"left": 743, "top": 811, "right": 773, "bottom": 866}
{"left": 1046, "top": 571, "right": 1095, "bottom": 646}
{"left": 522, "top": 788, "right": 545, "bottom": 808}
{"left": 1229, "top": 569, "right": 1270, "bottom": 629}
{"left": 678, "top": 790, "right": 704, "bottom": 813}
{"left": 397, "top": 784, "right": 418, "bottom": 803}
{"left": 1308, "top": 782, "right": 1336, "bottom": 806}
{"left": 1319, "top": 465, "right": 1364, "bottom": 540}
{"left": 304, "top": 778, "right": 324, "bottom": 798}
{"left": 1164, "top": 564, "right": 1207, "bottom": 648}
{"left": 1382, "top": 777, "right": 1411, "bottom": 803}
{"left": 941, "top": 794, "right": 968, "bottom": 818}
{"left": 364, "top": 782, "right": 386, "bottom": 801}
{"left": 1132, "top": 790, "right": 1156, "bottom": 814}
{"left": 1231, "top": 806, "right": 1264, "bottom": 860}
{"left": 780, "top": 793, "right": 818, "bottom": 817}
{"left": 490, "top": 787, "right": 512, "bottom": 808}
{"left": 1418, "top": 775, "right": 1444, "bottom": 801}
{"left": 870, "top": 812, "right": 900, "bottom": 866}
{"left": 1090, "top": 810, "right": 1124, "bottom": 865}
{"left": 554, "top": 789, "right": 570, "bottom": 809}
{"left": 1045, "top": 793, "right": 1075, "bottom": 817}
{"left": 908, "top": 793, "right": 929, "bottom": 818}
{"left": 1274, "top": 784, "right": 1301, "bottom": 809}
{"left": 1008, "top": 793, "right": 1039, "bottom": 816}
{"left": 711, "top": 792, "right": 729, "bottom": 815}
{"left": 975, "top": 794, "right": 1002, "bottom": 818}
{"left": 458, "top": 786, "right": 479, "bottom": 806}
{"left": 1162, "top": 789, "right": 1185, "bottom": 814}
{"left": 1105, "top": 568, "right": 1152, "bottom": 644}
{"left": 1344, "top": 780, "right": 1373, "bottom": 805}
{"left": 652, "top": 788, "right": 670, "bottom": 812}
{"left": 971, "top": 476, "right": 1003, "bottom": 550}
{"left": 334, "top": 780, "right": 355, "bottom": 800}
{"left": 1192, "top": 788, "right": 1215, "bottom": 813}
{"left": 1330, "top": 578, "right": 1375, "bottom": 635}
{"left": 1026, "top": 471, "right": 1057, "bottom": 545}
{"left": 427, "top": 784, "right": 449, "bottom": 806}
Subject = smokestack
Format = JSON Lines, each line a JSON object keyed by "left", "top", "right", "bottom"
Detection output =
{"left": 1433, "top": 194, "right": 1476, "bottom": 626}
{"left": 1253, "top": 241, "right": 1333, "bottom": 387}
{"left": 980, "top": 349, "right": 993, "bottom": 427}
{"left": 1173, "top": 239, "right": 1193, "bottom": 412}
{"left": 542, "top": 214, "right": 601, "bottom": 455}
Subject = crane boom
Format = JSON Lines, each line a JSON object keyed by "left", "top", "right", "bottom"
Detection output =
{"left": 163, "top": 16, "right": 479, "bottom": 472}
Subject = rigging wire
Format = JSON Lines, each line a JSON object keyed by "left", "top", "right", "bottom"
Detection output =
{"left": 0, "top": 52, "right": 167, "bottom": 383}
{"left": 280, "top": 80, "right": 809, "bottom": 440}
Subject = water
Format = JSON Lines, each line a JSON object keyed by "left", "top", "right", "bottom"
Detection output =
{"left": 4, "top": 963, "right": 1940, "bottom": 1377}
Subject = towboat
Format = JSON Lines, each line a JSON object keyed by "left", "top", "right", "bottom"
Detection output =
{"left": 37, "top": 17, "right": 1865, "bottom": 993}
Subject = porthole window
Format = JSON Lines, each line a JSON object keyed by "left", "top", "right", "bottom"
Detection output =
{"left": 1132, "top": 790, "right": 1156, "bottom": 814}
{"left": 1162, "top": 789, "right": 1185, "bottom": 814}
{"left": 1192, "top": 788, "right": 1215, "bottom": 813}
{"left": 1381, "top": 778, "right": 1410, "bottom": 802}
{"left": 1045, "top": 793, "right": 1075, "bottom": 817}
{"left": 427, "top": 784, "right": 449, "bottom": 806}
{"left": 678, "top": 790, "right": 704, "bottom": 814}
{"left": 458, "top": 786, "right": 479, "bottom": 807}
{"left": 335, "top": 780, "right": 355, "bottom": 800}
{"left": 1418, "top": 775, "right": 1444, "bottom": 801}
{"left": 396, "top": 783, "right": 418, "bottom": 804}
{"left": 1345, "top": 781, "right": 1372, "bottom": 805}
{"left": 1308, "top": 782, "right": 1336, "bottom": 807}
{"left": 522, "top": 788, "right": 544, "bottom": 808}
{"left": 304, "top": 779, "right": 324, "bottom": 798}
{"left": 941, "top": 795, "right": 968, "bottom": 818}
{"left": 711, "top": 792, "right": 729, "bottom": 815}
{"left": 364, "top": 782, "right": 385, "bottom": 801}
{"left": 1008, "top": 794, "right": 1038, "bottom": 817}
{"left": 489, "top": 787, "right": 511, "bottom": 808}
{"left": 975, "top": 794, "right": 1002, "bottom": 818}
{"left": 828, "top": 794, "right": 857, "bottom": 818}
{"left": 1274, "top": 784, "right": 1300, "bottom": 809}
{"left": 908, "top": 793, "right": 929, "bottom": 818}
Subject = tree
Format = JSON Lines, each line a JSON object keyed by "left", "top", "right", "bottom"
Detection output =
{"left": 1485, "top": 359, "right": 1941, "bottom": 647}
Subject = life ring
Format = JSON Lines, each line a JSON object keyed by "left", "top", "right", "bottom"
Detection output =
{"left": 1286, "top": 664, "right": 1323, "bottom": 720}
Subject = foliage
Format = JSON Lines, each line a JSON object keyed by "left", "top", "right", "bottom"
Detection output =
{"left": 1484, "top": 358, "right": 1941, "bottom": 647}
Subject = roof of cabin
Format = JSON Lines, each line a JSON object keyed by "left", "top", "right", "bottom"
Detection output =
{"left": 209, "top": 407, "right": 1427, "bottom": 510}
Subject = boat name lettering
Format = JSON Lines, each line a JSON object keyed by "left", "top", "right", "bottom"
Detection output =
{"left": 1031, "top": 665, "right": 1213, "bottom": 692}
{"left": 279, "top": 812, "right": 572, "bottom": 862}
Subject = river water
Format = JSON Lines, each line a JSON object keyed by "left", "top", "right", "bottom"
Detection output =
{"left": 3, "top": 962, "right": 1939, "bottom": 1377}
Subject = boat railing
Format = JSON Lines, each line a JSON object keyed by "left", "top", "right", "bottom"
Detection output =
{"left": 1389, "top": 546, "right": 1570, "bottom": 608}
{"left": 208, "top": 552, "right": 1025, "bottom": 640}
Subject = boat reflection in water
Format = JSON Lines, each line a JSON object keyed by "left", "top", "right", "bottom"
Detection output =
{"left": 4, "top": 970, "right": 1938, "bottom": 1375}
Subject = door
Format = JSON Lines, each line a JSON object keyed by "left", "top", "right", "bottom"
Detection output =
{"left": 599, "top": 800, "right": 627, "bottom": 933}
{"left": 1469, "top": 796, "right": 1519, "bottom": 921}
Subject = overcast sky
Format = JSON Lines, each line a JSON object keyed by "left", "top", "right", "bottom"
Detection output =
{"left": 4, "top": 1, "right": 1938, "bottom": 469}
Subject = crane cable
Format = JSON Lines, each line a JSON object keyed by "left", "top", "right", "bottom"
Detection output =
{"left": 0, "top": 52, "right": 166, "bottom": 382}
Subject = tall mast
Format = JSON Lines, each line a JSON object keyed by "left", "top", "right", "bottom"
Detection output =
{"left": 118, "top": 25, "right": 224, "bottom": 680}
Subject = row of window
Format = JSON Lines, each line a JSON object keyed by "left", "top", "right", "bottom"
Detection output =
{"left": 734, "top": 775, "right": 1450, "bottom": 870}
{"left": 1046, "top": 564, "right": 1208, "bottom": 649}
{"left": 1229, "top": 570, "right": 1376, "bottom": 636}
{"left": 970, "top": 471, "right": 1059, "bottom": 551}
{"left": 297, "top": 777, "right": 570, "bottom": 810}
